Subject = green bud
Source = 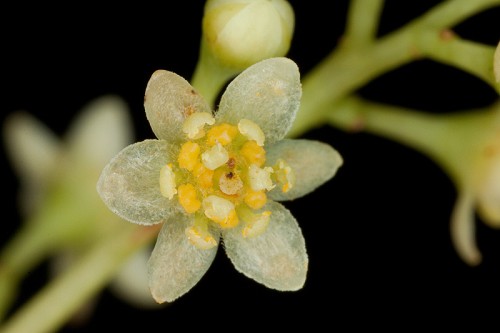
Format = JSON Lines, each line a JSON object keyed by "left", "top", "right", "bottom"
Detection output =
{"left": 203, "top": 0, "right": 295, "bottom": 69}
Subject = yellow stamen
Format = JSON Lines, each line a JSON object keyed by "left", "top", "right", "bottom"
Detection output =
{"left": 273, "top": 159, "right": 295, "bottom": 193}
{"left": 206, "top": 123, "right": 238, "bottom": 146}
{"left": 193, "top": 162, "right": 214, "bottom": 189}
{"left": 185, "top": 225, "right": 217, "bottom": 249}
{"left": 238, "top": 119, "right": 265, "bottom": 146}
{"left": 182, "top": 112, "right": 215, "bottom": 139}
{"left": 238, "top": 205, "right": 272, "bottom": 238}
{"left": 244, "top": 188, "right": 267, "bottom": 210}
{"left": 248, "top": 164, "right": 275, "bottom": 191}
{"left": 203, "top": 195, "right": 239, "bottom": 228}
{"left": 201, "top": 143, "right": 229, "bottom": 170}
{"left": 178, "top": 183, "right": 201, "bottom": 213}
{"left": 178, "top": 141, "right": 200, "bottom": 171}
{"left": 240, "top": 140, "right": 266, "bottom": 167}
{"left": 159, "top": 163, "right": 177, "bottom": 199}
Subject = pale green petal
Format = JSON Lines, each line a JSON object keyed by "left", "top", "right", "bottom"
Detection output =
{"left": 267, "top": 139, "right": 343, "bottom": 201}
{"left": 144, "top": 70, "right": 212, "bottom": 143}
{"left": 97, "top": 139, "right": 180, "bottom": 225}
{"left": 216, "top": 57, "right": 301, "bottom": 144}
{"left": 3, "top": 111, "right": 60, "bottom": 185}
{"left": 148, "top": 213, "right": 219, "bottom": 303}
{"left": 450, "top": 190, "right": 482, "bottom": 266}
{"left": 65, "top": 95, "right": 134, "bottom": 169}
{"left": 223, "top": 201, "right": 308, "bottom": 291}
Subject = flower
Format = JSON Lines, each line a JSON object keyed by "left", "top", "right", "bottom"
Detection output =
{"left": 202, "top": 0, "right": 295, "bottom": 69}
{"left": 97, "top": 57, "right": 343, "bottom": 303}
{"left": 449, "top": 102, "right": 500, "bottom": 266}
{"left": 3, "top": 96, "right": 160, "bottom": 310}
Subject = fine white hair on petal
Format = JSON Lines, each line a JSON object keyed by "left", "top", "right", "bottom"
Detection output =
{"left": 97, "top": 139, "right": 180, "bottom": 225}
{"left": 450, "top": 190, "right": 482, "bottom": 266}
{"left": 216, "top": 57, "right": 301, "bottom": 144}
{"left": 144, "top": 70, "right": 212, "bottom": 143}
{"left": 148, "top": 213, "right": 219, "bottom": 303}
{"left": 223, "top": 200, "right": 308, "bottom": 291}
{"left": 266, "top": 139, "right": 343, "bottom": 201}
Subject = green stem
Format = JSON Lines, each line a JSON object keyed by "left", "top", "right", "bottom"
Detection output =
{"left": 410, "top": 0, "right": 500, "bottom": 29}
{"left": 289, "top": 28, "right": 419, "bottom": 137}
{"left": 417, "top": 30, "right": 500, "bottom": 93}
{"left": 0, "top": 190, "right": 102, "bottom": 319}
{"left": 0, "top": 223, "right": 159, "bottom": 333}
{"left": 190, "top": 39, "right": 240, "bottom": 108}
{"left": 344, "top": 0, "right": 385, "bottom": 48}
{"left": 288, "top": 0, "right": 500, "bottom": 138}
{"left": 329, "top": 96, "right": 496, "bottom": 186}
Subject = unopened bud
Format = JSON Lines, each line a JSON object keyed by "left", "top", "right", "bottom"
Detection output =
{"left": 203, "top": 0, "right": 295, "bottom": 69}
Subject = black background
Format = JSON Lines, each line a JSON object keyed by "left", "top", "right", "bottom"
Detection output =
{"left": 2, "top": 1, "right": 500, "bottom": 331}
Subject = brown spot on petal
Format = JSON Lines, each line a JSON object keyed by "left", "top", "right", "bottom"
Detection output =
{"left": 184, "top": 105, "right": 196, "bottom": 117}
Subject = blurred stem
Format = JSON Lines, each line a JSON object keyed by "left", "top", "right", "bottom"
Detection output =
{"left": 289, "top": 0, "right": 500, "bottom": 137}
{"left": 0, "top": 223, "right": 160, "bottom": 333}
{"left": 344, "top": 0, "right": 385, "bottom": 48}
{"left": 190, "top": 39, "right": 240, "bottom": 108}
{"left": 0, "top": 195, "right": 94, "bottom": 320}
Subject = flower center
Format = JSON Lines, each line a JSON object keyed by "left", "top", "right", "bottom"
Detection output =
{"left": 159, "top": 112, "right": 294, "bottom": 249}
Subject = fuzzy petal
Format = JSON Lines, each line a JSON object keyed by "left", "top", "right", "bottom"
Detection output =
{"left": 267, "top": 139, "right": 343, "bottom": 201}
{"left": 144, "top": 70, "right": 212, "bottom": 143}
{"left": 450, "top": 190, "right": 482, "bottom": 266}
{"left": 223, "top": 201, "right": 308, "bottom": 291}
{"left": 97, "top": 139, "right": 180, "bottom": 225}
{"left": 148, "top": 213, "right": 219, "bottom": 303}
{"left": 65, "top": 95, "right": 134, "bottom": 169}
{"left": 216, "top": 57, "right": 301, "bottom": 144}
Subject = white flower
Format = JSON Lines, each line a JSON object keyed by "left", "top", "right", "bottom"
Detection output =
{"left": 97, "top": 57, "right": 343, "bottom": 303}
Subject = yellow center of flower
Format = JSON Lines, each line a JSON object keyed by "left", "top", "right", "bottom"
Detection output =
{"left": 159, "top": 112, "right": 295, "bottom": 249}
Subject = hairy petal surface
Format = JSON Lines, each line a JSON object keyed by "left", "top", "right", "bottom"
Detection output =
{"left": 450, "top": 190, "right": 482, "bottom": 266}
{"left": 267, "top": 139, "right": 343, "bottom": 201}
{"left": 223, "top": 201, "right": 308, "bottom": 291}
{"left": 148, "top": 213, "right": 219, "bottom": 303}
{"left": 217, "top": 57, "right": 301, "bottom": 144}
{"left": 97, "top": 140, "right": 179, "bottom": 225}
{"left": 145, "top": 70, "right": 211, "bottom": 143}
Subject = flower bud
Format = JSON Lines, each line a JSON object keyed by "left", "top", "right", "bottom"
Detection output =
{"left": 202, "top": 0, "right": 295, "bottom": 69}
